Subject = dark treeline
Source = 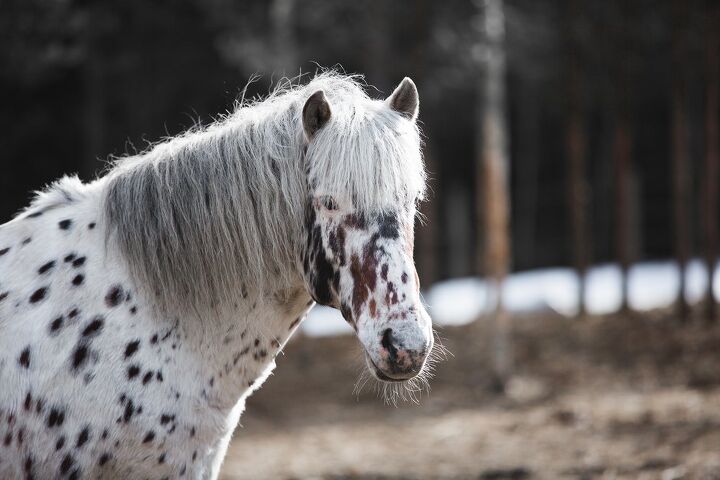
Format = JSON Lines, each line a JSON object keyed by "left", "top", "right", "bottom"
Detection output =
{"left": 0, "top": 0, "right": 717, "bottom": 286}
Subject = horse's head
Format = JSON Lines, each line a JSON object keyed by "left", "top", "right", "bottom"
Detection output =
{"left": 300, "top": 78, "right": 433, "bottom": 384}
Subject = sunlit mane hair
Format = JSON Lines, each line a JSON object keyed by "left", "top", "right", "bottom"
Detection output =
{"left": 102, "top": 71, "right": 425, "bottom": 313}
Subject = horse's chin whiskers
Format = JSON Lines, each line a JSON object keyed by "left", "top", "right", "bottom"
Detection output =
{"left": 352, "top": 360, "right": 435, "bottom": 407}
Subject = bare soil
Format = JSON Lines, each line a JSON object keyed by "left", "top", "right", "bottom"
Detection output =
{"left": 220, "top": 310, "right": 720, "bottom": 480}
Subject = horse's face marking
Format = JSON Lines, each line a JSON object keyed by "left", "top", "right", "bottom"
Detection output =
{"left": 302, "top": 196, "right": 433, "bottom": 382}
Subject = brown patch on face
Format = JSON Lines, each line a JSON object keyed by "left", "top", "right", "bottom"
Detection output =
{"left": 349, "top": 239, "right": 380, "bottom": 318}
{"left": 369, "top": 299, "right": 377, "bottom": 318}
{"left": 350, "top": 255, "right": 369, "bottom": 318}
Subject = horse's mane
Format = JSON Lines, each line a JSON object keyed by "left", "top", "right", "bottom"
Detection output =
{"left": 101, "top": 71, "right": 425, "bottom": 313}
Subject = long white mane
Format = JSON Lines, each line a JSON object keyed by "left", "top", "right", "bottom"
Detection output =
{"left": 102, "top": 72, "right": 425, "bottom": 313}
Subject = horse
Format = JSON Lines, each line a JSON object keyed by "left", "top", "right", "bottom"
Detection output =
{"left": 0, "top": 72, "right": 433, "bottom": 479}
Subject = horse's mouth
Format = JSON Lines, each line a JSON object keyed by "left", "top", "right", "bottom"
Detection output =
{"left": 364, "top": 353, "right": 412, "bottom": 383}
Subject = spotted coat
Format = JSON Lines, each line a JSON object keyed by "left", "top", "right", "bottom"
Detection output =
{"left": 0, "top": 184, "right": 313, "bottom": 479}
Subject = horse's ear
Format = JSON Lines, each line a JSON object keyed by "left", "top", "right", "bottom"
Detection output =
{"left": 386, "top": 77, "right": 419, "bottom": 121}
{"left": 303, "top": 90, "right": 332, "bottom": 140}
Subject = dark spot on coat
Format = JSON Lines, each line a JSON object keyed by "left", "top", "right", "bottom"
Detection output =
{"left": 64, "top": 253, "right": 76, "bottom": 263}
{"left": 38, "top": 261, "right": 55, "bottom": 274}
{"left": 59, "top": 454, "right": 74, "bottom": 474}
{"left": 150, "top": 334, "right": 158, "bottom": 344}
{"left": 160, "top": 414, "right": 175, "bottom": 425}
{"left": 0, "top": 291, "right": 8, "bottom": 302}
{"left": 88, "top": 222, "right": 96, "bottom": 230}
{"left": 81, "top": 317, "right": 104, "bottom": 337}
{"left": 0, "top": 247, "right": 9, "bottom": 256}
{"left": 24, "top": 392, "right": 32, "bottom": 410}
{"left": 377, "top": 213, "right": 400, "bottom": 239}
{"left": 71, "top": 275, "right": 84, "bottom": 286}
{"left": 142, "top": 431, "right": 155, "bottom": 443}
{"left": 58, "top": 219, "right": 72, "bottom": 230}
{"left": 49, "top": 316, "right": 64, "bottom": 333}
{"left": 99, "top": 453, "right": 111, "bottom": 466}
{"left": 124, "top": 340, "right": 140, "bottom": 359}
{"left": 22, "top": 237, "right": 32, "bottom": 245}
{"left": 71, "top": 257, "right": 86, "bottom": 268}
{"left": 29, "top": 287, "right": 48, "bottom": 303}
{"left": 68, "top": 308, "right": 80, "bottom": 318}
{"left": 47, "top": 408, "right": 65, "bottom": 428}
{"left": 142, "top": 371, "right": 153, "bottom": 385}
{"left": 76, "top": 427, "right": 90, "bottom": 448}
{"left": 105, "top": 285, "right": 124, "bottom": 307}
{"left": 123, "top": 399, "right": 135, "bottom": 423}
{"left": 71, "top": 345, "right": 88, "bottom": 370}
{"left": 55, "top": 436, "right": 65, "bottom": 450}
{"left": 127, "top": 365, "right": 140, "bottom": 379}
{"left": 18, "top": 347, "right": 30, "bottom": 368}
{"left": 156, "top": 371, "right": 163, "bottom": 382}
{"left": 158, "top": 453, "right": 166, "bottom": 464}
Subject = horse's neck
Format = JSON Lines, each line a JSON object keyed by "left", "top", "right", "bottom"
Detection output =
{"left": 179, "top": 282, "right": 313, "bottom": 413}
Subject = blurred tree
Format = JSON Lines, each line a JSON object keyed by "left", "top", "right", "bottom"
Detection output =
{"left": 702, "top": 1, "right": 720, "bottom": 323}
{"left": 563, "top": 0, "right": 590, "bottom": 317}
{"left": 611, "top": 0, "right": 637, "bottom": 314}
{"left": 475, "top": 0, "right": 512, "bottom": 387}
{"left": 672, "top": 0, "right": 691, "bottom": 322}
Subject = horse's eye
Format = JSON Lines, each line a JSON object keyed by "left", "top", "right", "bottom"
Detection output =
{"left": 320, "top": 196, "right": 338, "bottom": 211}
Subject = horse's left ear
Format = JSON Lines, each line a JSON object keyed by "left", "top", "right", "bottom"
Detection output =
{"left": 386, "top": 77, "right": 419, "bottom": 121}
{"left": 303, "top": 90, "right": 332, "bottom": 140}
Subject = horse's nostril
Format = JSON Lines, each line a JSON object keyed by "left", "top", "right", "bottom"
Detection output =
{"left": 381, "top": 328, "right": 398, "bottom": 362}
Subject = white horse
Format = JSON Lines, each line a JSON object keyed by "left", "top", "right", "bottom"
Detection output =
{"left": 0, "top": 72, "right": 433, "bottom": 479}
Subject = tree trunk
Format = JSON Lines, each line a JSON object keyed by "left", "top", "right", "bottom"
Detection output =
{"left": 671, "top": 0, "right": 690, "bottom": 323}
{"left": 703, "top": 3, "right": 720, "bottom": 323}
{"left": 564, "top": 1, "right": 589, "bottom": 317}
{"left": 476, "top": 0, "right": 511, "bottom": 388}
{"left": 611, "top": 2, "right": 636, "bottom": 314}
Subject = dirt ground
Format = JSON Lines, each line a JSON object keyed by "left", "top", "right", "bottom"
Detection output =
{"left": 220, "top": 309, "right": 720, "bottom": 480}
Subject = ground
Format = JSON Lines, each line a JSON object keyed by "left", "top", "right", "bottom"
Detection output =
{"left": 220, "top": 309, "right": 720, "bottom": 480}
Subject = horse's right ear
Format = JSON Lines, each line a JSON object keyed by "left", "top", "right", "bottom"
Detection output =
{"left": 302, "top": 90, "right": 332, "bottom": 140}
